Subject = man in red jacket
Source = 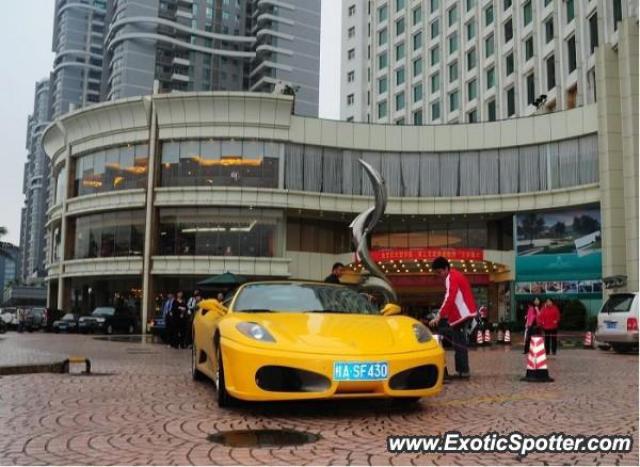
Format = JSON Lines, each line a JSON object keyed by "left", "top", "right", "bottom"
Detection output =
{"left": 429, "top": 257, "right": 478, "bottom": 379}
{"left": 539, "top": 298, "right": 560, "bottom": 355}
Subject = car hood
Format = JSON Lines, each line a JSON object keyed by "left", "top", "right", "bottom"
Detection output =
{"left": 224, "top": 312, "right": 430, "bottom": 356}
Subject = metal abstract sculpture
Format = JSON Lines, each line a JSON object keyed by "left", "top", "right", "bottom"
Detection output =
{"left": 349, "top": 159, "right": 398, "bottom": 304}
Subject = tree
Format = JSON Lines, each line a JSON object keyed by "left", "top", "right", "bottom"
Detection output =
{"left": 0, "top": 226, "right": 7, "bottom": 239}
{"left": 552, "top": 221, "right": 566, "bottom": 237}
{"left": 520, "top": 213, "right": 545, "bottom": 244}
{"left": 572, "top": 215, "right": 601, "bottom": 236}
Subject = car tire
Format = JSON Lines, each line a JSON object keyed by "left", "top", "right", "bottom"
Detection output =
{"left": 215, "top": 345, "right": 236, "bottom": 408}
{"left": 106, "top": 324, "right": 113, "bottom": 335}
{"left": 191, "top": 341, "right": 206, "bottom": 381}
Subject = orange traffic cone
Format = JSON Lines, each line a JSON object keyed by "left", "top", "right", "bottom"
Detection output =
{"left": 521, "top": 335, "right": 553, "bottom": 382}
{"left": 504, "top": 330, "right": 511, "bottom": 345}
{"left": 476, "top": 330, "right": 484, "bottom": 346}
{"left": 497, "top": 329, "right": 504, "bottom": 344}
{"left": 483, "top": 329, "right": 491, "bottom": 345}
{"left": 583, "top": 331, "right": 594, "bottom": 349}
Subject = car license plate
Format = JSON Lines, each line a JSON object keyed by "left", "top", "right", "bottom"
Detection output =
{"left": 605, "top": 321, "right": 617, "bottom": 329}
{"left": 333, "top": 361, "right": 388, "bottom": 381}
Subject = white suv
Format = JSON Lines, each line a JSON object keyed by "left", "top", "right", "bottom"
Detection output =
{"left": 596, "top": 292, "right": 639, "bottom": 353}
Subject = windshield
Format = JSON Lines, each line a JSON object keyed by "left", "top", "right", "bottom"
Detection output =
{"left": 601, "top": 294, "right": 635, "bottom": 313}
{"left": 62, "top": 313, "right": 75, "bottom": 320}
{"left": 232, "top": 283, "right": 379, "bottom": 314}
{"left": 92, "top": 307, "right": 115, "bottom": 317}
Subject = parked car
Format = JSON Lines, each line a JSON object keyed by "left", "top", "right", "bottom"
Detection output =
{"left": 0, "top": 308, "right": 18, "bottom": 330}
{"left": 45, "top": 308, "right": 66, "bottom": 332}
{"left": 52, "top": 313, "right": 80, "bottom": 333}
{"left": 78, "top": 306, "right": 137, "bottom": 334}
{"left": 25, "top": 308, "right": 47, "bottom": 332}
{"left": 596, "top": 292, "right": 639, "bottom": 353}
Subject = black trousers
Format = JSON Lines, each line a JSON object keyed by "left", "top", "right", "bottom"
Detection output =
{"left": 524, "top": 326, "right": 538, "bottom": 354}
{"left": 449, "top": 324, "right": 470, "bottom": 374}
{"left": 544, "top": 329, "right": 558, "bottom": 355}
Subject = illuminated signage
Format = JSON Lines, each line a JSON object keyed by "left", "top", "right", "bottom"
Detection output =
{"left": 368, "top": 248, "right": 484, "bottom": 262}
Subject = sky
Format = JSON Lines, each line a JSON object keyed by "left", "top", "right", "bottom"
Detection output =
{"left": 0, "top": 0, "right": 342, "bottom": 246}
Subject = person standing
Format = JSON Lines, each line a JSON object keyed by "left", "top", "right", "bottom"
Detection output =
{"left": 429, "top": 257, "right": 478, "bottom": 379}
{"left": 161, "top": 293, "right": 175, "bottom": 345}
{"left": 185, "top": 290, "right": 201, "bottom": 347}
{"left": 324, "top": 262, "right": 345, "bottom": 284}
{"left": 523, "top": 297, "right": 541, "bottom": 354}
{"left": 171, "top": 291, "right": 189, "bottom": 348}
{"left": 540, "top": 298, "right": 560, "bottom": 355}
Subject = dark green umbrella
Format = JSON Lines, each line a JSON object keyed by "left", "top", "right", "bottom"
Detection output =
{"left": 197, "top": 271, "right": 248, "bottom": 287}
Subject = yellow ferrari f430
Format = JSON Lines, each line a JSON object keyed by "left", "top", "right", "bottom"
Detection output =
{"left": 192, "top": 281, "right": 445, "bottom": 407}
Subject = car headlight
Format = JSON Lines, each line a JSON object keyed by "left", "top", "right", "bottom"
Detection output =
{"left": 95, "top": 317, "right": 106, "bottom": 323}
{"left": 413, "top": 323, "right": 432, "bottom": 343}
{"left": 236, "top": 322, "right": 276, "bottom": 343}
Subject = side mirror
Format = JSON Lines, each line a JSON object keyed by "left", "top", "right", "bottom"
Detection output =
{"left": 381, "top": 303, "right": 402, "bottom": 316}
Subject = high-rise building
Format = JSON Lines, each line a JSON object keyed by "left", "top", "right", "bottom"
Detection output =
{"left": 51, "top": 0, "right": 108, "bottom": 118}
{"left": 103, "top": 0, "right": 320, "bottom": 116}
{"left": 19, "top": 79, "right": 51, "bottom": 281}
{"left": 341, "top": 0, "right": 638, "bottom": 124}
{"left": 0, "top": 242, "right": 20, "bottom": 292}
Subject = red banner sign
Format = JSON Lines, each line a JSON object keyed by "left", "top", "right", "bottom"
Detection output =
{"left": 367, "top": 248, "right": 484, "bottom": 263}
{"left": 389, "top": 274, "right": 490, "bottom": 287}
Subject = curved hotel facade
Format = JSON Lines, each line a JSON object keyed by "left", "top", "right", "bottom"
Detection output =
{"left": 43, "top": 65, "right": 638, "bottom": 326}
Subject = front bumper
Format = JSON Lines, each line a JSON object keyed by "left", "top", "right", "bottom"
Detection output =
{"left": 220, "top": 337, "right": 445, "bottom": 401}
{"left": 78, "top": 321, "right": 105, "bottom": 332}
{"left": 595, "top": 330, "right": 639, "bottom": 344}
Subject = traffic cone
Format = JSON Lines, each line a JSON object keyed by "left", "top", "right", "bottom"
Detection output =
{"left": 583, "top": 331, "right": 594, "bottom": 349}
{"left": 483, "top": 329, "right": 491, "bottom": 345}
{"left": 521, "top": 335, "right": 553, "bottom": 382}
{"left": 476, "top": 330, "right": 484, "bottom": 346}
{"left": 504, "top": 330, "right": 511, "bottom": 345}
{"left": 497, "top": 329, "right": 504, "bottom": 344}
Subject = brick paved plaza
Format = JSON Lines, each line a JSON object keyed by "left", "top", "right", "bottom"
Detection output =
{"left": 0, "top": 332, "right": 637, "bottom": 466}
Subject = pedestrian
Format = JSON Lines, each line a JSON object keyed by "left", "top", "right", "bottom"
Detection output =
{"left": 185, "top": 289, "right": 201, "bottom": 347}
{"left": 324, "top": 262, "right": 345, "bottom": 284}
{"left": 171, "top": 291, "right": 189, "bottom": 348}
{"left": 540, "top": 298, "right": 560, "bottom": 355}
{"left": 523, "top": 297, "right": 541, "bottom": 354}
{"left": 216, "top": 292, "right": 225, "bottom": 303}
{"left": 161, "top": 293, "right": 175, "bottom": 345}
{"left": 429, "top": 257, "right": 477, "bottom": 379}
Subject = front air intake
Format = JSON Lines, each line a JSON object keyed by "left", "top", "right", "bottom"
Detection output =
{"left": 255, "top": 366, "right": 331, "bottom": 392}
{"left": 388, "top": 365, "right": 439, "bottom": 390}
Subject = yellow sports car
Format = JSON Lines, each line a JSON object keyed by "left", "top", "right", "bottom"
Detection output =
{"left": 192, "top": 281, "right": 445, "bottom": 407}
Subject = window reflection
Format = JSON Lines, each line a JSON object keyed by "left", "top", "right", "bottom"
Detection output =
{"left": 71, "top": 211, "right": 145, "bottom": 259}
{"left": 54, "top": 167, "right": 66, "bottom": 204}
{"left": 158, "top": 208, "right": 281, "bottom": 257}
{"left": 160, "top": 139, "right": 280, "bottom": 188}
{"left": 73, "top": 144, "right": 148, "bottom": 197}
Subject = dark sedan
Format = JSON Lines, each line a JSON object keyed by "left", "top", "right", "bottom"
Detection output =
{"left": 52, "top": 313, "right": 80, "bottom": 333}
{"left": 78, "top": 307, "right": 137, "bottom": 334}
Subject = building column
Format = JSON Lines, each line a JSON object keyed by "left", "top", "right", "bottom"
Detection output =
{"left": 595, "top": 33, "right": 626, "bottom": 288}
{"left": 56, "top": 141, "right": 71, "bottom": 310}
{"left": 617, "top": 19, "right": 639, "bottom": 290}
{"left": 141, "top": 96, "right": 158, "bottom": 333}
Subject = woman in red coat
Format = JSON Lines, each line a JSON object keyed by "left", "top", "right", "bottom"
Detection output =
{"left": 540, "top": 298, "right": 560, "bottom": 355}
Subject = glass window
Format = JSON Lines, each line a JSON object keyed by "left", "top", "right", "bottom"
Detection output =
{"left": 431, "top": 100, "right": 441, "bottom": 120}
{"left": 466, "top": 0, "right": 475, "bottom": 12}
{"left": 412, "top": 6, "right": 422, "bottom": 25}
{"left": 378, "top": 28, "right": 388, "bottom": 46}
{"left": 507, "top": 87, "right": 515, "bottom": 116}
{"left": 71, "top": 210, "right": 145, "bottom": 259}
{"left": 467, "top": 79, "right": 477, "bottom": 100}
{"left": 449, "top": 90, "right": 459, "bottom": 111}
{"left": 526, "top": 73, "right": 535, "bottom": 105}
{"left": 413, "top": 83, "right": 423, "bottom": 102}
{"left": 413, "top": 110, "right": 423, "bottom": 125}
{"left": 395, "top": 92, "right": 405, "bottom": 110}
{"left": 487, "top": 99, "right": 496, "bottom": 121}
{"left": 468, "top": 109, "right": 478, "bottom": 123}
{"left": 506, "top": 52, "right": 514, "bottom": 75}
{"left": 485, "top": 34, "right": 494, "bottom": 57}
{"left": 486, "top": 66, "right": 496, "bottom": 89}
{"left": 449, "top": 61, "right": 458, "bottom": 83}
{"left": 378, "top": 76, "right": 388, "bottom": 93}
{"left": 431, "top": 46, "right": 440, "bottom": 65}
{"left": 449, "top": 32, "right": 458, "bottom": 54}
{"left": 348, "top": 26, "right": 355, "bottom": 38}
{"left": 396, "top": 18, "right": 405, "bottom": 36}
{"left": 347, "top": 94, "right": 354, "bottom": 105}
{"left": 525, "top": 37, "right": 534, "bottom": 60}
{"left": 378, "top": 51, "right": 388, "bottom": 68}
{"left": 448, "top": 5, "right": 457, "bottom": 26}
{"left": 431, "top": 19, "right": 439, "bottom": 38}
{"left": 395, "top": 0, "right": 405, "bottom": 11}
{"left": 431, "top": 73, "right": 440, "bottom": 93}
{"left": 413, "top": 57, "right": 422, "bottom": 75}
{"left": 396, "top": 67, "right": 405, "bottom": 85}
{"left": 545, "top": 18, "right": 554, "bottom": 43}
{"left": 546, "top": 55, "right": 556, "bottom": 90}
{"left": 396, "top": 42, "right": 405, "bottom": 60}
{"left": 378, "top": 4, "right": 388, "bottom": 22}
{"left": 504, "top": 18, "right": 513, "bottom": 42}
{"left": 430, "top": 0, "right": 439, "bottom": 14}
{"left": 566, "top": 0, "right": 574, "bottom": 23}
{"left": 378, "top": 100, "right": 388, "bottom": 118}
{"left": 567, "top": 36, "right": 576, "bottom": 72}
{"left": 589, "top": 14, "right": 598, "bottom": 53}
{"left": 413, "top": 31, "right": 422, "bottom": 50}
{"left": 523, "top": 1, "right": 532, "bottom": 26}
{"left": 348, "top": 4, "right": 355, "bottom": 16}
{"left": 504, "top": 0, "right": 512, "bottom": 10}
{"left": 467, "top": 48, "right": 476, "bottom": 70}
{"left": 613, "top": 0, "right": 622, "bottom": 31}
{"left": 466, "top": 21, "right": 475, "bottom": 40}
{"left": 484, "top": 5, "right": 494, "bottom": 26}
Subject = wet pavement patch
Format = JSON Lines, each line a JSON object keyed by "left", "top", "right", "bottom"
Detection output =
{"left": 207, "top": 429, "right": 320, "bottom": 448}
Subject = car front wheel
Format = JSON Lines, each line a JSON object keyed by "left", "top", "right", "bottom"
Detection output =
{"left": 191, "top": 341, "right": 206, "bottom": 381}
{"left": 215, "top": 345, "right": 235, "bottom": 408}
